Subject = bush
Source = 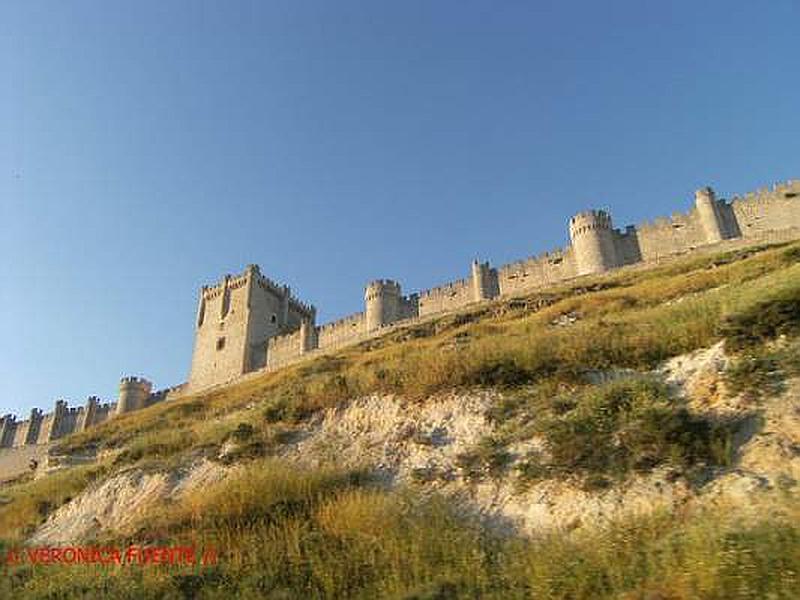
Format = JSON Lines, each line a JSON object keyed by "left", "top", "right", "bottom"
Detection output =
{"left": 724, "top": 352, "right": 785, "bottom": 401}
{"left": 521, "top": 379, "right": 737, "bottom": 487}
{"left": 720, "top": 287, "right": 800, "bottom": 351}
{"left": 230, "top": 422, "right": 255, "bottom": 442}
{"left": 455, "top": 436, "right": 513, "bottom": 481}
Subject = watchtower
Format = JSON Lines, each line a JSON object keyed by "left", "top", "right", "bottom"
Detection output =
{"left": 695, "top": 187, "right": 726, "bottom": 243}
{"left": 471, "top": 260, "right": 498, "bottom": 302}
{"left": 364, "top": 280, "right": 402, "bottom": 332}
{"left": 569, "top": 210, "right": 618, "bottom": 276}
{"left": 117, "top": 377, "right": 152, "bottom": 415}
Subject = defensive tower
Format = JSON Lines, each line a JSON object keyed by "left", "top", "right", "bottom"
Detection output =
{"left": 299, "top": 318, "right": 317, "bottom": 354}
{"left": 471, "top": 260, "right": 498, "bottom": 302}
{"left": 117, "top": 376, "right": 152, "bottom": 415}
{"left": 364, "top": 280, "right": 402, "bottom": 332}
{"left": 188, "top": 264, "right": 316, "bottom": 391}
{"left": 695, "top": 186, "right": 726, "bottom": 243}
{"left": 569, "top": 209, "right": 618, "bottom": 276}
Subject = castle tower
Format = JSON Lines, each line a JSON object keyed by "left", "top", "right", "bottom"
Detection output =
{"left": 188, "top": 264, "right": 316, "bottom": 390}
{"left": 25, "top": 408, "right": 43, "bottom": 444}
{"left": 299, "top": 318, "right": 317, "bottom": 354}
{"left": 48, "top": 401, "right": 69, "bottom": 440}
{"left": 0, "top": 415, "right": 15, "bottom": 448}
{"left": 116, "top": 377, "right": 152, "bottom": 415}
{"left": 79, "top": 396, "right": 99, "bottom": 432}
{"left": 695, "top": 186, "right": 725, "bottom": 243}
{"left": 471, "top": 260, "right": 498, "bottom": 302}
{"left": 569, "top": 210, "right": 618, "bottom": 276}
{"left": 364, "top": 280, "right": 402, "bottom": 332}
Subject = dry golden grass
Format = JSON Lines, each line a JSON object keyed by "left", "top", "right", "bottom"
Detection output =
{"left": 0, "top": 464, "right": 106, "bottom": 541}
{"left": 45, "top": 240, "right": 800, "bottom": 473}
{"left": 3, "top": 456, "right": 799, "bottom": 598}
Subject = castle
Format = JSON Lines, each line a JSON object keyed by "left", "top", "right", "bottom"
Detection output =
{"left": 2, "top": 180, "right": 799, "bottom": 449}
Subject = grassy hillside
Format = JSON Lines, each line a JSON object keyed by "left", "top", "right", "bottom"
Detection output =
{"left": 2, "top": 240, "right": 800, "bottom": 599}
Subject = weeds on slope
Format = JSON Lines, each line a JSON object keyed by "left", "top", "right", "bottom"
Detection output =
{"left": 2, "top": 458, "right": 799, "bottom": 599}
{"left": 0, "top": 464, "right": 107, "bottom": 541}
{"left": 47, "top": 243, "right": 800, "bottom": 473}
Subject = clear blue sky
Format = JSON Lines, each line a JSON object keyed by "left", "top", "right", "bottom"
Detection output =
{"left": 1, "top": 1, "right": 798, "bottom": 415}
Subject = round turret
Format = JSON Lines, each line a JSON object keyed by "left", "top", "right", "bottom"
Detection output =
{"left": 694, "top": 186, "right": 724, "bottom": 243}
{"left": 116, "top": 376, "right": 153, "bottom": 415}
{"left": 364, "top": 280, "right": 402, "bottom": 332}
{"left": 569, "top": 210, "right": 618, "bottom": 275}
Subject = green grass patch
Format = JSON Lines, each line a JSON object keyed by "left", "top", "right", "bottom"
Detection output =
{"left": 516, "top": 379, "right": 739, "bottom": 489}
{"left": 720, "top": 286, "right": 800, "bottom": 352}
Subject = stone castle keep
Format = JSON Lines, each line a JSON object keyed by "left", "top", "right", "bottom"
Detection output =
{"left": 2, "top": 180, "right": 800, "bottom": 449}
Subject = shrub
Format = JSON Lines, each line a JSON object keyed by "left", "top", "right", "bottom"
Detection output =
{"left": 230, "top": 422, "right": 255, "bottom": 442}
{"left": 724, "top": 352, "right": 785, "bottom": 401}
{"left": 720, "top": 287, "right": 800, "bottom": 351}
{"left": 455, "top": 436, "right": 513, "bottom": 481}
{"left": 522, "top": 379, "right": 737, "bottom": 487}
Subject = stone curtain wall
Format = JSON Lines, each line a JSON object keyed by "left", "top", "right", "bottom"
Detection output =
{"left": 317, "top": 312, "right": 367, "bottom": 350}
{"left": 0, "top": 386, "right": 167, "bottom": 449}
{"left": 266, "top": 329, "right": 305, "bottom": 370}
{"left": 4, "top": 180, "right": 798, "bottom": 447}
{"left": 418, "top": 278, "right": 473, "bottom": 317}
{"left": 734, "top": 183, "right": 800, "bottom": 235}
{"left": 497, "top": 248, "right": 578, "bottom": 296}
{"left": 634, "top": 209, "right": 710, "bottom": 261}
{"left": 240, "top": 180, "right": 800, "bottom": 379}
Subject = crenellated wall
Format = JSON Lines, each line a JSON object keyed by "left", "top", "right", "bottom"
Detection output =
{"left": 418, "top": 277, "right": 473, "bottom": 317}
{"left": 5, "top": 179, "right": 799, "bottom": 434}
{"left": 732, "top": 182, "right": 800, "bottom": 236}
{"left": 497, "top": 247, "right": 578, "bottom": 296}
{"left": 317, "top": 312, "right": 367, "bottom": 350}
{"left": 0, "top": 378, "right": 178, "bottom": 449}
{"left": 189, "top": 179, "right": 800, "bottom": 382}
{"left": 266, "top": 329, "right": 306, "bottom": 370}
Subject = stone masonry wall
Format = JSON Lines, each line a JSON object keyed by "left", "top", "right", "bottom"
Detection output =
{"left": 418, "top": 278, "right": 473, "bottom": 317}
{"left": 5, "top": 180, "right": 799, "bottom": 446}
{"left": 266, "top": 329, "right": 305, "bottom": 370}
{"left": 497, "top": 247, "right": 578, "bottom": 296}
{"left": 317, "top": 312, "right": 367, "bottom": 351}
{"left": 0, "top": 385, "right": 170, "bottom": 450}
{"left": 219, "top": 179, "right": 800, "bottom": 380}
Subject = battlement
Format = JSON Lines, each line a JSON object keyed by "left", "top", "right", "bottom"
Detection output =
{"left": 318, "top": 311, "right": 366, "bottom": 332}
{"left": 0, "top": 374, "right": 184, "bottom": 448}
{"left": 120, "top": 376, "right": 151, "bottom": 386}
{"left": 198, "top": 266, "right": 316, "bottom": 318}
{"left": 569, "top": 210, "right": 613, "bottom": 236}
{"left": 5, "top": 178, "right": 798, "bottom": 419}
{"left": 419, "top": 277, "right": 471, "bottom": 298}
{"left": 695, "top": 186, "right": 716, "bottom": 201}
{"left": 366, "top": 278, "right": 401, "bottom": 288}
{"left": 365, "top": 279, "right": 402, "bottom": 298}
{"left": 85, "top": 396, "right": 114, "bottom": 411}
